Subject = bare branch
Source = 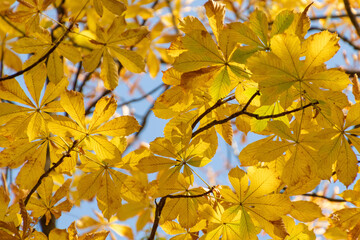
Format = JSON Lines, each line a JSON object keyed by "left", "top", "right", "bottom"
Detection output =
{"left": 192, "top": 95, "right": 318, "bottom": 138}
{"left": 343, "top": 0, "right": 360, "bottom": 38}
{"left": 148, "top": 187, "right": 214, "bottom": 240}
{"left": 118, "top": 83, "right": 165, "bottom": 108}
{"left": 192, "top": 96, "right": 236, "bottom": 130}
{"left": 302, "top": 193, "right": 347, "bottom": 202}
{"left": 85, "top": 89, "right": 111, "bottom": 115}
{"left": 72, "top": 61, "right": 82, "bottom": 91}
{"left": 310, "top": 13, "right": 360, "bottom": 21}
{"left": 24, "top": 140, "right": 79, "bottom": 206}
{"left": 192, "top": 91, "right": 260, "bottom": 138}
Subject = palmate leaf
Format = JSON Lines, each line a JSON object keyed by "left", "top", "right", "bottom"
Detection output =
{"left": 247, "top": 31, "right": 349, "bottom": 105}
{"left": 83, "top": 16, "right": 147, "bottom": 90}
{"left": 218, "top": 167, "right": 291, "bottom": 239}
{"left": 172, "top": 2, "right": 251, "bottom": 101}
{"left": 27, "top": 177, "right": 73, "bottom": 225}
{"left": 49, "top": 90, "right": 140, "bottom": 161}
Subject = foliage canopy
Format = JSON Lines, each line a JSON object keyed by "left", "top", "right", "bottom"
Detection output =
{"left": 1, "top": 0, "right": 360, "bottom": 239}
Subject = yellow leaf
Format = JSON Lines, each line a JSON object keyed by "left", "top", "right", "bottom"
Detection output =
{"left": 78, "top": 170, "right": 104, "bottom": 200}
{"left": 248, "top": 9, "right": 269, "bottom": 47}
{"left": 27, "top": 112, "right": 46, "bottom": 141}
{"left": 88, "top": 96, "right": 117, "bottom": 131}
{"left": 0, "top": 79, "right": 34, "bottom": 107}
{"left": 57, "top": 43, "right": 81, "bottom": 64}
{"left": 48, "top": 116, "right": 86, "bottom": 138}
{"left": 109, "top": 47, "right": 145, "bottom": 73}
{"left": 137, "top": 155, "right": 175, "bottom": 173}
{"left": 102, "top": 0, "right": 126, "bottom": 15}
{"left": 15, "top": 143, "right": 47, "bottom": 190}
{"left": 112, "top": 26, "right": 149, "bottom": 46}
{"left": 93, "top": 0, "right": 103, "bottom": 16}
{"left": 290, "top": 201, "right": 323, "bottom": 222}
{"left": 92, "top": 116, "right": 140, "bottom": 136}
{"left": 161, "top": 221, "right": 186, "bottom": 235}
{"left": 97, "top": 171, "right": 122, "bottom": 219}
{"left": 100, "top": 50, "right": 119, "bottom": 90}
{"left": 303, "top": 31, "right": 339, "bottom": 71}
{"left": 87, "top": 135, "right": 122, "bottom": 160}
{"left": 336, "top": 139, "right": 358, "bottom": 187}
{"left": 110, "top": 224, "right": 134, "bottom": 239}
{"left": 40, "top": 78, "right": 68, "bottom": 107}
{"left": 270, "top": 10, "right": 294, "bottom": 37}
{"left": 60, "top": 90, "right": 86, "bottom": 129}
{"left": 24, "top": 64, "right": 47, "bottom": 106}
{"left": 228, "top": 22, "right": 263, "bottom": 47}
{"left": 204, "top": 0, "right": 225, "bottom": 42}
{"left": 210, "top": 66, "right": 230, "bottom": 100}
{"left": 83, "top": 48, "right": 104, "bottom": 72}
{"left": 47, "top": 51, "right": 64, "bottom": 84}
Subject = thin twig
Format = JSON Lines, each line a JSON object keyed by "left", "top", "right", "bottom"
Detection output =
{"left": 24, "top": 140, "right": 78, "bottom": 206}
{"left": 310, "top": 13, "right": 360, "bottom": 21}
{"left": 77, "top": 72, "right": 92, "bottom": 93}
{"left": 191, "top": 96, "right": 236, "bottom": 130}
{"left": 118, "top": 83, "right": 165, "bottom": 108}
{"left": 343, "top": 0, "right": 360, "bottom": 38}
{"left": 72, "top": 61, "right": 82, "bottom": 91}
{"left": 0, "top": 35, "right": 5, "bottom": 78}
{"left": 85, "top": 89, "right": 111, "bottom": 115}
{"left": 302, "top": 193, "right": 347, "bottom": 202}
{"left": 309, "top": 27, "right": 360, "bottom": 50}
{"left": 148, "top": 187, "right": 214, "bottom": 240}
{"left": 192, "top": 95, "right": 318, "bottom": 137}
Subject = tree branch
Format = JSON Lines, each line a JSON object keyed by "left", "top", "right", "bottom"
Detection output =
{"left": 24, "top": 140, "right": 78, "bottom": 206}
{"left": 343, "top": 0, "right": 360, "bottom": 38}
{"left": 118, "top": 83, "right": 165, "bottom": 108}
{"left": 309, "top": 13, "right": 360, "bottom": 21}
{"left": 302, "top": 193, "right": 347, "bottom": 202}
{"left": 192, "top": 96, "right": 318, "bottom": 138}
{"left": 192, "top": 91, "right": 260, "bottom": 137}
{"left": 148, "top": 187, "right": 214, "bottom": 240}
{"left": 192, "top": 96, "right": 236, "bottom": 130}
{"left": 72, "top": 61, "right": 82, "bottom": 91}
{"left": 85, "top": 89, "right": 111, "bottom": 115}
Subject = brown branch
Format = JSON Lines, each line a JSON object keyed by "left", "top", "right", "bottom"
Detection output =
{"left": 192, "top": 91, "right": 260, "bottom": 138}
{"left": 345, "top": 69, "right": 360, "bottom": 77}
{"left": 343, "top": 0, "right": 360, "bottom": 38}
{"left": 0, "top": 21, "right": 76, "bottom": 82}
{"left": 77, "top": 71, "right": 92, "bottom": 93}
{"left": 85, "top": 89, "right": 111, "bottom": 115}
{"left": 192, "top": 96, "right": 236, "bottom": 130}
{"left": 309, "top": 27, "right": 360, "bottom": 51}
{"left": 72, "top": 61, "right": 82, "bottom": 91}
{"left": 24, "top": 140, "right": 78, "bottom": 206}
{"left": 310, "top": 13, "right": 360, "bottom": 21}
{"left": 118, "top": 83, "right": 165, "bottom": 108}
{"left": 192, "top": 96, "right": 318, "bottom": 138}
{"left": 302, "top": 193, "right": 347, "bottom": 202}
{"left": 148, "top": 187, "right": 214, "bottom": 240}
{"left": 0, "top": 35, "right": 5, "bottom": 78}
